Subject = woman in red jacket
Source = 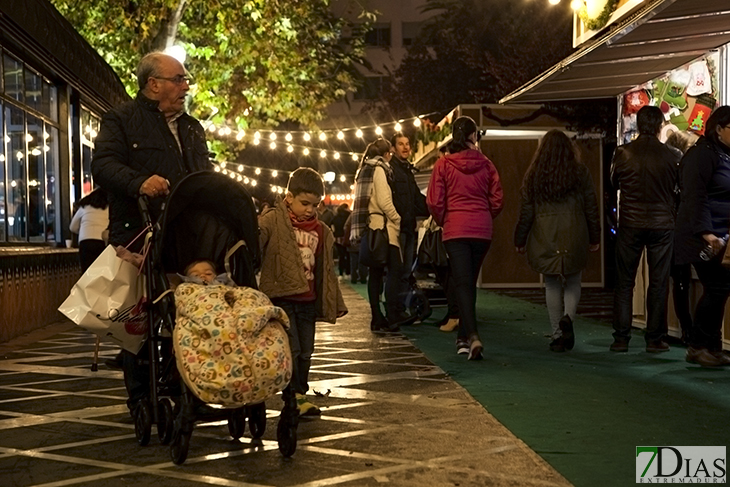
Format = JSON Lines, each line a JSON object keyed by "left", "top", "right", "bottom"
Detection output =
{"left": 427, "top": 116, "right": 503, "bottom": 360}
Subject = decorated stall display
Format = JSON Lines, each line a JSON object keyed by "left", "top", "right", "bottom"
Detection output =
{"left": 619, "top": 54, "right": 720, "bottom": 144}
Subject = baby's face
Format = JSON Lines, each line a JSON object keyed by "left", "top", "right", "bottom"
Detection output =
{"left": 187, "top": 262, "right": 216, "bottom": 283}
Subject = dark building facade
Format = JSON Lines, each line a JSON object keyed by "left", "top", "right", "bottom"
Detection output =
{"left": 0, "top": 0, "right": 129, "bottom": 341}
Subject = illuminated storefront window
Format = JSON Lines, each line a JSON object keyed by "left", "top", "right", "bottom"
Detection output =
{"left": 1, "top": 50, "right": 60, "bottom": 243}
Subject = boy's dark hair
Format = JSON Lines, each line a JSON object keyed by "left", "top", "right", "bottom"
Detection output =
{"left": 77, "top": 188, "right": 108, "bottom": 209}
{"left": 184, "top": 259, "right": 217, "bottom": 276}
{"left": 637, "top": 106, "right": 664, "bottom": 135}
{"left": 287, "top": 167, "right": 325, "bottom": 198}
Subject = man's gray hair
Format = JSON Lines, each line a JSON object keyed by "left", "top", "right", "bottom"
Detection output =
{"left": 136, "top": 52, "right": 167, "bottom": 91}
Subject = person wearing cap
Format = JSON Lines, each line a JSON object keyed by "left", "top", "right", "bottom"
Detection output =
{"left": 426, "top": 116, "right": 503, "bottom": 360}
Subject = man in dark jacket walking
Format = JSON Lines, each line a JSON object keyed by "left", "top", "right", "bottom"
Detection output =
{"left": 609, "top": 105, "right": 680, "bottom": 353}
{"left": 389, "top": 133, "right": 429, "bottom": 322}
{"left": 91, "top": 52, "right": 210, "bottom": 411}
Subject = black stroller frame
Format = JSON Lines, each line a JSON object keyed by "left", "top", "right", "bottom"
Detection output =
{"left": 133, "top": 171, "right": 298, "bottom": 465}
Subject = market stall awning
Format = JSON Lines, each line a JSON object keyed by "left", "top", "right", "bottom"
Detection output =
{"left": 500, "top": 0, "right": 730, "bottom": 104}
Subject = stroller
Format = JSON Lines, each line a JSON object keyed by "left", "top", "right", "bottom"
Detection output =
{"left": 133, "top": 171, "right": 298, "bottom": 465}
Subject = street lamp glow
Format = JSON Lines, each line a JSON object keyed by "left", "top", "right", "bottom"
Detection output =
{"left": 548, "top": 0, "right": 560, "bottom": 4}
{"left": 164, "top": 45, "right": 187, "bottom": 63}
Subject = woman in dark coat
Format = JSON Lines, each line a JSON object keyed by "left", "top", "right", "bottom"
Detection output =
{"left": 674, "top": 106, "right": 730, "bottom": 367}
{"left": 514, "top": 130, "right": 601, "bottom": 352}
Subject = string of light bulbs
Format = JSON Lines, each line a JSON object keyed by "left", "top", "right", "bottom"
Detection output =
{"left": 213, "top": 162, "right": 355, "bottom": 195}
{"left": 204, "top": 111, "right": 438, "bottom": 144}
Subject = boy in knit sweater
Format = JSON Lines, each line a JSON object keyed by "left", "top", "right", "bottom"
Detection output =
{"left": 258, "top": 168, "right": 347, "bottom": 416}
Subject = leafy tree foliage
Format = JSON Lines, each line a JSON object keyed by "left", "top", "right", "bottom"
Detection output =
{"left": 382, "top": 0, "right": 576, "bottom": 116}
{"left": 51, "top": 0, "right": 371, "bottom": 128}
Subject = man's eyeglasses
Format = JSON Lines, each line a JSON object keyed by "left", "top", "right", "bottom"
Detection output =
{"left": 152, "top": 75, "right": 191, "bottom": 85}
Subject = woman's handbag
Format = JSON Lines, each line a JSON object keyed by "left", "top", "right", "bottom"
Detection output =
{"left": 418, "top": 228, "right": 448, "bottom": 267}
{"left": 359, "top": 213, "right": 389, "bottom": 267}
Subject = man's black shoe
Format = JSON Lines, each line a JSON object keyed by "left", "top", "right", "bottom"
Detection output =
{"left": 610, "top": 339, "right": 629, "bottom": 352}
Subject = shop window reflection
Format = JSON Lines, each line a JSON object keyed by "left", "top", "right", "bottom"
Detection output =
{"left": 25, "top": 69, "right": 42, "bottom": 114}
{"left": 45, "top": 127, "right": 58, "bottom": 242}
{"left": 4, "top": 54, "right": 23, "bottom": 104}
{"left": 80, "top": 107, "right": 100, "bottom": 197}
{"left": 27, "top": 114, "right": 45, "bottom": 242}
{"left": 6, "top": 104, "right": 26, "bottom": 241}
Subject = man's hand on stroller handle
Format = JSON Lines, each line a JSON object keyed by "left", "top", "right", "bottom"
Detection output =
{"left": 139, "top": 175, "right": 170, "bottom": 198}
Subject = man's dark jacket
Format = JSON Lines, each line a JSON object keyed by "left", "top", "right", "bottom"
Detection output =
{"left": 389, "top": 155, "right": 429, "bottom": 234}
{"left": 91, "top": 93, "right": 210, "bottom": 247}
{"left": 610, "top": 134, "right": 680, "bottom": 230}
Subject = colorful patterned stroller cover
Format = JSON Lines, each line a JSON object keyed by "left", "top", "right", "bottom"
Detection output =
{"left": 173, "top": 282, "right": 292, "bottom": 408}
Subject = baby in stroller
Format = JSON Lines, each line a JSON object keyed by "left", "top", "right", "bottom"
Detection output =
{"left": 173, "top": 259, "right": 292, "bottom": 408}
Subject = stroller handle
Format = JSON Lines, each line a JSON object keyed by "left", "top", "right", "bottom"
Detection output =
{"left": 138, "top": 195, "right": 154, "bottom": 228}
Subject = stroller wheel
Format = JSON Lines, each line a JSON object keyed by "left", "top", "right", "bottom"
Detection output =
{"left": 248, "top": 403, "right": 267, "bottom": 439}
{"left": 277, "top": 414, "right": 297, "bottom": 457}
{"left": 157, "top": 398, "right": 174, "bottom": 445}
{"left": 170, "top": 427, "right": 191, "bottom": 465}
{"left": 228, "top": 408, "right": 246, "bottom": 440}
{"left": 134, "top": 400, "right": 152, "bottom": 446}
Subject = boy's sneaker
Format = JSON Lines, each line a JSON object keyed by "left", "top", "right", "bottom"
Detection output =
{"left": 456, "top": 339, "right": 469, "bottom": 355}
{"left": 296, "top": 393, "right": 321, "bottom": 417}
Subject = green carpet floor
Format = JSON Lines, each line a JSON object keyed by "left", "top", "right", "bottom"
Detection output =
{"left": 349, "top": 283, "right": 730, "bottom": 487}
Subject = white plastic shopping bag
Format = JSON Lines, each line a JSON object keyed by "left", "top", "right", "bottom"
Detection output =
{"left": 59, "top": 245, "right": 147, "bottom": 353}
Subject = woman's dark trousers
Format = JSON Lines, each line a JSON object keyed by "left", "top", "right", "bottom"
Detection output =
{"left": 367, "top": 244, "right": 404, "bottom": 324}
{"left": 443, "top": 239, "right": 491, "bottom": 341}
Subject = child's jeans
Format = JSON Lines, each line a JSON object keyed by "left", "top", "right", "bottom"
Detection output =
{"left": 272, "top": 299, "right": 316, "bottom": 395}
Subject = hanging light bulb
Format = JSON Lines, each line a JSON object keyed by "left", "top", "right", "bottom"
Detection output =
{"left": 236, "top": 130, "right": 245, "bottom": 141}
{"left": 222, "top": 169, "right": 228, "bottom": 175}
{"left": 278, "top": 187, "right": 284, "bottom": 194}
{"left": 237, "top": 175, "right": 243, "bottom": 182}
{"left": 285, "top": 133, "right": 293, "bottom": 142}
{"left": 254, "top": 131, "right": 261, "bottom": 139}
{"left": 251, "top": 180, "right": 257, "bottom": 186}
{"left": 319, "top": 132, "right": 326, "bottom": 141}
{"left": 303, "top": 132, "right": 311, "bottom": 141}
{"left": 218, "top": 127, "right": 226, "bottom": 136}
{"left": 320, "top": 150, "right": 327, "bottom": 158}
{"left": 352, "top": 153, "right": 358, "bottom": 161}
{"left": 269, "top": 141, "right": 277, "bottom": 149}
{"left": 238, "top": 164, "right": 244, "bottom": 172}
{"left": 208, "top": 124, "right": 216, "bottom": 133}
{"left": 253, "top": 138, "right": 260, "bottom": 145}
{"left": 255, "top": 168, "right": 261, "bottom": 175}
{"left": 413, "top": 118, "right": 422, "bottom": 127}
{"left": 214, "top": 165, "right": 221, "bottom": 172}
{"left": 334, "top": 152, "right": 340, "bottom": 160}
{"left": 272, "top": 185, "right": 278, "bottom": 192}
{"left": 269, "top": 132, "right": 277, "bottom": 140}
{"left": 220, "top": 162, "right": 227, "bottom": 169}
{"left": 394, "top": 122, "right": 402, "bottom": 132}
{"left": 229, "top": 172, "right": 236, "bottom": 179}
{"left": 356, "top": 129, "right": 363, "bottom": 138}
{"left": 224, "top": 127, "right": 232, "bottom": 135}
{"left": 303, "top": 148, "right": 310, "bottom": 156}
{"left": 272, "top": 170, "right": 278, "bottom": 177}
{"left": 244, "top": 177, "right": 250, "bottom": 184}
{"left": 375, "top": 126, "right": 383, "bottom": 135}
{"left": 337, "top": 131, "right": 345, "bottom": 140}
{"left": 340, "top": 175, "right": 346, "bottom": 182}
{"left": 350, "top": 184, "right": 355, "bottom": 190}
{"left": 287, "top": 145, "right": 294, "bottom": 153}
